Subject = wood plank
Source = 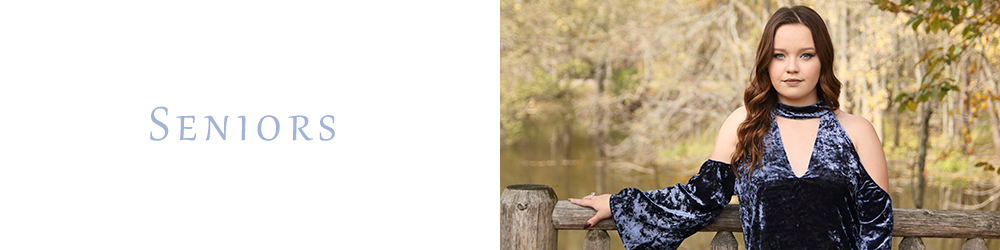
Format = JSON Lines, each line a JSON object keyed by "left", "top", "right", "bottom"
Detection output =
{"left": 551, "top": 200, "right": 741, "bottom": 231}
{"left": 894, "top": 209, "right": 1000, "bottom": 238}
{"left": 552, "top": 201, "right": 1000, "bottom": 238}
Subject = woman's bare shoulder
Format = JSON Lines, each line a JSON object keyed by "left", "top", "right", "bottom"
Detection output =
{"left": 834, "top": 110, "right": 877, "bottom": 140}
{"left": 709, "top": 106, "right": 747, "bottom": 163}
{"left": 834, "top": 109, "right": 891, "bottom": 191}
{"left": 728, "top": 106, "right": 748, "bottom": 121}
{"left": 720, "top": 106, "right": 747, "bottom": 137}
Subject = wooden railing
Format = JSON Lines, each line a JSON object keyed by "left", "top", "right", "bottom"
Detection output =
{"left": 501, "top": 184, "right": 1000, "bottom": 250}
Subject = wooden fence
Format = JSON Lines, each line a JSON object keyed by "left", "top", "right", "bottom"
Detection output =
{"left": 501, "top": 184, "right": 1000, "bottom": 250}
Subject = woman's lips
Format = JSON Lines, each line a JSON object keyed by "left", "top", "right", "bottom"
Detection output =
{"left": 783, "top": 79, "right": 803, "bottom": 86}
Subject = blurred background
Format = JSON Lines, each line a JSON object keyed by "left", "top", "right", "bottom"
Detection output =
{"left": 501, "top": 0, "right": 1000, "bottom": 249}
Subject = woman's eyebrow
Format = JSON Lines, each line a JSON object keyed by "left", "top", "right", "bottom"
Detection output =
{"left": 773, "top": 47, "right": 816, "bottom": 52}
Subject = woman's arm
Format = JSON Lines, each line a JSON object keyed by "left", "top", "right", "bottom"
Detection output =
{"left": 837, "top": 111, "right": 890, "bottom": 192}
{"left": 569, "top": 107, "right": 745, "bottom": 249}
{"left": 837, "top": 111, "right": 893, "bottom": 250}
{"left": 709, "top": 106, "right": 746, "bottom": 163}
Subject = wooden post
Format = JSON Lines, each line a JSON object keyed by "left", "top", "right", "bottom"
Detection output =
{"left": 710, "top": 231, "right": 738, "bottom": 250}
{"left": 961, "top": 238, "right": 987, "bottom": 250}
{"left": 582, "top": 230, "right": 610, "bottom": 250}
{"left": 501, "top": 184, "right": 558, "bottom": 250}
{"left": 899, "top": 237, "right": 925, "bottom": 250}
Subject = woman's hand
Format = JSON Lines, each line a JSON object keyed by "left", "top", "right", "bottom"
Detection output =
{"left": 568, "top": 193, "right": 612, "bottom": 229}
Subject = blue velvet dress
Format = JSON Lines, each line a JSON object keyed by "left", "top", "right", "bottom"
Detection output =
{"left": 609, "top": 102, "right": 893, "bottom": 250}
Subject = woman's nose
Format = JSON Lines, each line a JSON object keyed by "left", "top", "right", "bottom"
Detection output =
{"left": 785, "top": 59, "right": 799, "bottom": 74}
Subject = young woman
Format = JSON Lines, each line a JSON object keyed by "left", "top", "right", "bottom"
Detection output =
{"left": 569, "top": 6, "right": 893, "bottom": 250}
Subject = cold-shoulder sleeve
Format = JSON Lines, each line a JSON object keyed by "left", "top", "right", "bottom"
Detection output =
{"left": 856, "top": 171, "right": 893, "bottom": 250}
{"left": 608, "top": 159, "right": 736, "bottom": 250}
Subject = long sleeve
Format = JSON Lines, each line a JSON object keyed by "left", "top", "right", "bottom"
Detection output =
{"left": 608, "top": 159, "right": 736, "bottom": 250}
{"left": 856, "top": 172, "right": 893, "bottom": 250}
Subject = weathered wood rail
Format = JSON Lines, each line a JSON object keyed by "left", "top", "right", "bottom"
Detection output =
{"left": 501, "top": 184, "right": 1000, "bottom": 250}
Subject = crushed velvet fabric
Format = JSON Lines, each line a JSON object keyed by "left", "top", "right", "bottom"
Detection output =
{"left": 609, "top": 102, "right": 893, "bottom": 250}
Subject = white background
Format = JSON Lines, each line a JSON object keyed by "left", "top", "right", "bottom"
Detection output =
{"left": 0, "top": 1, "right": 494, "bottom": 249}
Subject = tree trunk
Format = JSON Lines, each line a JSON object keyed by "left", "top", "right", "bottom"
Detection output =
{"left": 983, "top": 66, "right": 1000, "bottom": 159}
{"left": 985, "top": 96, "right": 1000, "bottom": 159}
{"left": 893, "top": 97, "right": 901, "bottom": 148}
{"left": 959, "top": 54, "right": 971, "bottom": 154}
{"left": 892, "top": 33, "right": 903, "bottom": 148}
{"left": 592, "top": 60, "right": 611, "bottom": 194}
{"left": 914, "top": 103, "right": 932, "bottom": 209}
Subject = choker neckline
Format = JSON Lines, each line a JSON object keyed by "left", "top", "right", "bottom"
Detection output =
{"left": 774, "top": 101, "right": 827, "bottom": 119}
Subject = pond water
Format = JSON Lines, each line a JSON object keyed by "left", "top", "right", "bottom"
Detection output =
{"left": 501, "top": 122, "right": 1000, "bottom": 250}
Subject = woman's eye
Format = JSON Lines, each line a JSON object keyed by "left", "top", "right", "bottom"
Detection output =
{"left": 801, "top": 53, "right": 815, "bottom": 59}
{"left": 773, "top": 54, "right": 785, "bottom": 59}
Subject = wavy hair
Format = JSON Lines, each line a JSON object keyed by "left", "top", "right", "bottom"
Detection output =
{"left": 730, "top": 6, "right": 842, "bottom": 177}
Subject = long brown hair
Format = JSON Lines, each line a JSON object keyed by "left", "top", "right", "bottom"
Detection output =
{"left": 730, "top": 6, "right": 842, "bottom": 177}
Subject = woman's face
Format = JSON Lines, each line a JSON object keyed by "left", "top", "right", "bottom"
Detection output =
{"left": 769, "top": 23, "right": 821, "bottom": 106}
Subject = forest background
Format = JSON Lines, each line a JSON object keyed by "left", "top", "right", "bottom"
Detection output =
{"left": 500, "top": 0, "right": 1000, "bottom": 249}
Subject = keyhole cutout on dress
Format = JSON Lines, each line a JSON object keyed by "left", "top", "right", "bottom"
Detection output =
{"left": 776, "top": 116, "right": 821, "bottom": 177}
